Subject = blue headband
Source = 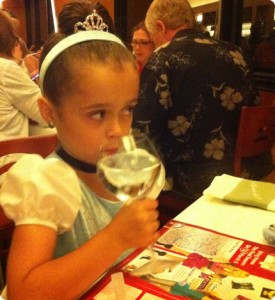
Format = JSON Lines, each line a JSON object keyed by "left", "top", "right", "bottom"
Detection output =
{"left": 39, "top": 31, "right": 126, "bottom": 95}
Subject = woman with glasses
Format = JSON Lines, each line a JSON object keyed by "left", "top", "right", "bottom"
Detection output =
{"left": 131, "top": 21, "right": 155, "bottom": 74}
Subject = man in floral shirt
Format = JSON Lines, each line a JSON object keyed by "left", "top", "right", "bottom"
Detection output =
{"left": 133, "top": 0, "right": 273, "bottom": 202}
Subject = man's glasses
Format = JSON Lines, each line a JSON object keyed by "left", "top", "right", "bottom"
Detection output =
{"left": 131, "top": 40, "right": 152, "bottom": 47}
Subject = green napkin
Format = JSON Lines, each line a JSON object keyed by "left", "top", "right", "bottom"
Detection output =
{"left": 203, "top": 174, "right": 275, "bottom": 211}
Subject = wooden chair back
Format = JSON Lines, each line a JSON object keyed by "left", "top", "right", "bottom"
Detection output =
{"left": 0, "top": 207, "right": 14, "bottom": 261}
{"left": 234, "top": 105, "right": 275, "bottom": 177}
{"left": 259, "top": 90, "right": 275, "bottom": 106}
{"left": 0, "top": 134, "right": 58, "bottom": 281}
{"left": 0, "top": 134, "right": 58, "bottom": 174}
{"left": 0, "top": 206, "right": 14, "bottom": 291}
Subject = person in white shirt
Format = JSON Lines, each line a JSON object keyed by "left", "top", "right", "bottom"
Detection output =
{"left": 0, "top": 11, "right": 49, "bottom": 140}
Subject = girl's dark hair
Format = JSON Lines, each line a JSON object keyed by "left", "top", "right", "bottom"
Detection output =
{"left": 39, "top": 32, "right": 136, "bottom": 106}
{"left": 0, "top": 11, "right": 18, "bottom": 57}
{"left": 58, "top": 0, "right": 115, "bottom": 35}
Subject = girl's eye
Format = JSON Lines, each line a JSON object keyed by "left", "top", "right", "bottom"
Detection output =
{"left": 122, "top": 105, "right": 135, "bottom": 116}
{"left": 89, "top": 110, "right": 106, "bottom": 120}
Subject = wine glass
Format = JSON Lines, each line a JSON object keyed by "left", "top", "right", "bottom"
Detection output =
{"left": 97, "top": 132, "right": 163, "bottom": 260}
{"left": 97, "top": 132, "right": 162, "bottom": 203}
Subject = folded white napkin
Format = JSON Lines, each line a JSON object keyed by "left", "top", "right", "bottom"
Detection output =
{"left": 203, "top": 174, "right": 275, "bottom": 211}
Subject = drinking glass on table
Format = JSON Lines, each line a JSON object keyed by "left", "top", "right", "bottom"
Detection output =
{"left": 97, "top": 132, "right": 162, "bottom": 203}
{"left": 97, "top": 132, "right": 163, "bottom": 260}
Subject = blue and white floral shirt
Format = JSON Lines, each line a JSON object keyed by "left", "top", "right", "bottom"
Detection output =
{"left": 133, "top": 29, "right": 273, "bottom": 201}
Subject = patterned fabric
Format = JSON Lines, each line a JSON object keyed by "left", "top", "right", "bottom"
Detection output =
{"left": 133, "top": 29, "right": 273, "bottom": 202}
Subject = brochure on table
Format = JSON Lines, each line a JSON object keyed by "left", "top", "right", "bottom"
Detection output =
{"left": 81, "top": 220, "right": 275, "bottom": 300}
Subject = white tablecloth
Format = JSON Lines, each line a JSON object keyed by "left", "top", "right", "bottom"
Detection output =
{"left": 174, "top": 194, "right": 275, "bottom": 245}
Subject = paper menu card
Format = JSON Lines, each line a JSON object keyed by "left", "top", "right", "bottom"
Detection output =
{"left": 81, "top": 221, "right": 275, "bottom": 300}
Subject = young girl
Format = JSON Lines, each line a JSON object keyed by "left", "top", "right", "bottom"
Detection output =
{"left": 0, "top": 10, "right": 160, "bottom": 300}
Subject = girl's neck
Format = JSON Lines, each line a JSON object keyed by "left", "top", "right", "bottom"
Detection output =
{"left": 76, "top": 171, "right": 118, "bottom": 202}
{"left": 55, "top": 146, "right": 118, "bottom": 201}
{"left": 56, "top": 145, "right": 97, "bottom": 173}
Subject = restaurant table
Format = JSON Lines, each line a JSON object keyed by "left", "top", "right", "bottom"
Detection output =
{"left": 80, "top": 194, "right": 275, "bottom": 300}
{"left": 174, "top": 194, "right": 275, "bottom": 245}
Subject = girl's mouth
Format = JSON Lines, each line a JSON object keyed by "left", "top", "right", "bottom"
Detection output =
{"left": 101, "top": 148, "right": 119, "bottom": 156}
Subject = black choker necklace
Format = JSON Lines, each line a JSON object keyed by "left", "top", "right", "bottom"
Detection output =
{"left": 56, "top": 146, "right": 97, "bottom": 173}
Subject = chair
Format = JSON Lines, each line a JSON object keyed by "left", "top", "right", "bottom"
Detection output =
{"left": 258, "top": 90, "right": 275, "bottom": 106}
{"left": 234, "top": 105, "right": 275, "bottom": 177}
{"left": 0, "top": 134, "right": 58, "bottom": 290}
{"left": 0, "top": 207, "right": 14, "bottom": 291}
{"left": 157, "top": 190, "right": 192, "bottom": 227}
{"left": 0, "top": 134, "right": 58, "bottom": 175}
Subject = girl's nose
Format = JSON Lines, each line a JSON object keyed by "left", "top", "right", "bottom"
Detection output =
{"left": 106, "top": 118, "right": 124, "bottom": 138}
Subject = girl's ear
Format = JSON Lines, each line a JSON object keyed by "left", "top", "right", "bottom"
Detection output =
{"left": 38, "top": 97, "right": 55, "bottom": 125}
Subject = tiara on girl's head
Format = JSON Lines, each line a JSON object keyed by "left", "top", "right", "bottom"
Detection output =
{"left": 74, "top": 9, "right": 108, "bottom": 33}
{"left": 40, "top": 9, "right": 125, "bottom": 95}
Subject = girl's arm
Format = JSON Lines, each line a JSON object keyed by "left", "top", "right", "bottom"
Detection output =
{"left": 7, "top": 198, "right": 160, "bottom": 300}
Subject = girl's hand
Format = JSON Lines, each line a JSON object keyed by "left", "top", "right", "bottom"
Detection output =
{"left": 108, "top": 199, "right": 160, "bottom": 250}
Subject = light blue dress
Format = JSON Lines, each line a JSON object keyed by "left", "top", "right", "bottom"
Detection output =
{"left": 0, "top": 153, "right": 132, "bottom": 263}
{"left": 54, "top": 176, "right": 128, "bottom": 259}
